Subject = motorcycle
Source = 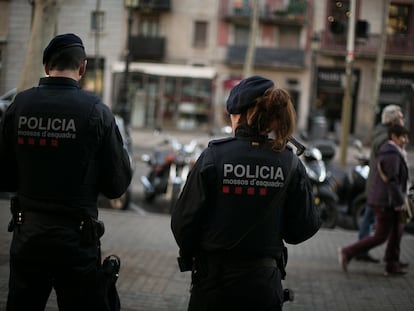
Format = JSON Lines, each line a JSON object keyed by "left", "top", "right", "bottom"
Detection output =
{"left": 332, "top": 140, "right": 369, "bottom": 229}
{"left": 98, "top": 115, "right": 135, "bottom": 210}
{"left": 301, "top": 144, "right": 339, "bottom": 228}
{"left": 140, "top": 136, "right": 203, "bottom": 212}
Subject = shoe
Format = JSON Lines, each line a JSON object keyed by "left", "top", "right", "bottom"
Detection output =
{"left": 384, "top": 269, "right": 407, "bottom": 277}
{"left": 338, "top": 248, "right": 348, "bottom": 273}
{"left": 355, "top": 253, "right": 380, "bottom": 263}
{"left": 399, "top": 261, "right": 409, "bottom": 269}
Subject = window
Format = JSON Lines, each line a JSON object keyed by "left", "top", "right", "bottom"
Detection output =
{"left": 193, "top": 21, "right": 208, "bottom": 48}
{"left": 139, "top": 15, "right": 160, "bottom": 37}
{"left": 233, "top": 0, "right": 251, "bottom": 15}
{"left": 327, "top": 0, "right": 350, "bottom": 35}
{"left": 234, "top": 25, "right": 249, "bottom": 45}
{"left": 91, "top": 10, "right": 105, "bottom": 32}
{"left": 279, "top": 27, "right": 300, "bottom": 48}
{"left": 388, "top": 4, "right": 410, "bottom": 35}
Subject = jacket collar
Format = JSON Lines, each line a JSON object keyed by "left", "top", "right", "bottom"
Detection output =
{"left": 38, "top": 76, "right": 81, "bottom": 89}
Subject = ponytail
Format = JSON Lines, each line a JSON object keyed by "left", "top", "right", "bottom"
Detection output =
{"left": 246, "top": 87, "right": 296, "bottom": 150}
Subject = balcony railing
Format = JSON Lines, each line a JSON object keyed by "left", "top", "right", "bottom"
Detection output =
{"left": 320, "top": 31, "right": 414, "bottom": 59}
{"left": 136, "top": 0, "right": 171, "bottom": 12}
{"left": 220, "top": 0, "right": 306, "bottom": 26}
{"left": 226, "top": 45, "right": 305, "bottom": 69}
{"left": 130, "top": 36, "right": 165, "bottom": 61}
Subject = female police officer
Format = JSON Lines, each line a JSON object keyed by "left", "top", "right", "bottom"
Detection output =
{"left": 171, "top": 76, "right": 321, "bottom": 311}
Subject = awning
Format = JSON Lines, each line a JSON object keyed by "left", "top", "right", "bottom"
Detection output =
{"left": 112, "top": 62, "right": 216, "bottom": 79}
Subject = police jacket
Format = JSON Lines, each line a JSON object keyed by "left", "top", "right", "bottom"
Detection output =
{"left": 171, "top": 127, "right": 321, "bottom": 260}
{"left": 367, "top": 141, "right": 409, "bottom": 208}
{"left": 0, "top": 77, "right": 132, "bottom": 218}
{"left": 365, "top": 123, "right": 389, "bottom": 195}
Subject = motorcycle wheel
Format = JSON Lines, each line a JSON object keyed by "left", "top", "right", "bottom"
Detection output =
{"left": 144, "top": 192, "right": 156, "bottom": 203}
{"left": 109, "top": 190, "right": 131, "bottom": 210}
{"left": 319, "top": 198, "right": 337, "bottom": 229}
{"left": 351, "top": 194, "right": 366, "bottom": 230}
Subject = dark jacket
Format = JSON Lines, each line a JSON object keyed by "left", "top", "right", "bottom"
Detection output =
{"left": 365, "top": 123, "right": 389, "bottom": 195}
{"left": 171, "top": 128, "right": 321, "bottom": 259}
{"left": 367, "top": 141, "right": 408, "bottom": 208}
{"left": 0, "top": 77, "right": 132, "bottom": 218}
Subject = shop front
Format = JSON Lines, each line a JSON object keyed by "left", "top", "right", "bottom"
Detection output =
{"left": 378, "top": 72, "right": 414, "bottom": 143}
{"left": 312, "top": 67, "right": 360, "bottom": 140}
{"left": 112, "top": 62, "right": 216, "bottom": 131}
{"left": 312, "top": 68, "right": 414, "bottom": 144}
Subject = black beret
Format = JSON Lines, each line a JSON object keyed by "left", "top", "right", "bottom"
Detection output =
{"left": 226, "top": 76, "right": 274, "bottom": 114}
{"left": 42, "top": 33, "right": 85, "bottom": 64}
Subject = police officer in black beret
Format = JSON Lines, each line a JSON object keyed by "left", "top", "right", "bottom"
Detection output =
{"left": 0, "top": 33, "right": 132, "bottom": 310}
{"left": 171, "top": 76, "right": 321, "bottom": 311}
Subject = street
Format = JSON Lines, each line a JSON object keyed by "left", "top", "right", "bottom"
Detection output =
{"left": 1, "top": 198, "right": 414, "bottom": 311}
{"left": 1, "top": 129, "right": 414, "bottom": 310}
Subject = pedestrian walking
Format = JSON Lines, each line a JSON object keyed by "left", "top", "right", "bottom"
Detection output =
{"left": 171, "top": 76, "right": 321, "bottom": 311}
{"left": 356, "top": 104, "right": 405, "bottom": 263}
{"left": 338, "top": 124, "right": 410, "bottom": 276}
{"left": 0, "top": 33, "right": 132, "bottom": 310}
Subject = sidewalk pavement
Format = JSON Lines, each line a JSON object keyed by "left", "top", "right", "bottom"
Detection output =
{"left": 1, "top": 129, "right": 414, "bottom": 310}
{"left": 1, "top": 199, "right": 413, "bottom": 311}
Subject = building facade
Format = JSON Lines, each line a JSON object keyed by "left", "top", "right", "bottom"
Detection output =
{"left": 0, "top": 0, "right": 126, "bottom": 111}
{"left": 314, "top": 0, "right": 414, "bottom": 143}
{"left": 1, "top": 0, "right": 414, "bottom": 144}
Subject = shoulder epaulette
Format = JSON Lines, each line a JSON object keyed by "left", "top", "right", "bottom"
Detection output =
{"left": 208, "top": 136, "right": 236, "bottom": 146}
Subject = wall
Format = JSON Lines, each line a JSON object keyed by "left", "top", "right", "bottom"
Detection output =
{"left": 1, "top": 0, "right": 124, "bottom": 108}
{"left": 1, "top": 0, "right": 31, "bottom": 94}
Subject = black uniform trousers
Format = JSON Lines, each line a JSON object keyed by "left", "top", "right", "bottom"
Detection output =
{"left": 188, "top": 255, "right": 284, "bottom": 311}
{"left": 6, "top": 213, "right": 108, "bottom": 311}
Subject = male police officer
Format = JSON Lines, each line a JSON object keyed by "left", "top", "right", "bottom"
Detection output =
{"left": 0, "top": 33, "right": 132, "bottom": 311}
{"left": 171, "top": 76, "right": 321, "bottom": 311}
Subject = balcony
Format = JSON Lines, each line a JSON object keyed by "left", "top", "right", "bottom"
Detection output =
{"left": 320, "top": 31, "right": 414, "bottom": 60}
{"left": 135, "top": 0, "right": 171, "bottom": 12}
{"left": 130, "top": 36, "right": 166, "bottom": 61}
{"left": 226, "top": 45, "right": 305, "bottom": 69}
{"left": 220, "top": 0, "right": 306, "bottom": 27}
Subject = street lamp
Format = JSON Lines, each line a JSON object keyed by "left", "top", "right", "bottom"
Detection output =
{"left": 308, "top": 32, "right": 321, "bottom": 138}
{"left": 309, "top": 32, "right": 320, "bottom": 111}
{"left": 117, "top": 0, "right": 139, "bottom": 125}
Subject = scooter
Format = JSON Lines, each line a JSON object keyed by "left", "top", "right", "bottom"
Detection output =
{"left": 140, "top": 136, "right": 203, "bottom": 211}
{"left": 333, "top": 140, "right": 369, "bottom": 229}
{"left": 301, "top": 144, "right": 339, "bottom": 228}
{"left": 98, "top": 115, "right": 135, "bottom": 210}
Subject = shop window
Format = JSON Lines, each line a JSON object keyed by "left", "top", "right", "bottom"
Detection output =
{"left": 163, "top": 77, "right": 178, "bottom": 126}
{"left": 82, "top": 57, "right": 105, "bottom": 98}
{"left": 193, "top": 21, "right": 208, "bottom": 48}
{"left": 178, "top": 78, "right": 212, "bottom": 130}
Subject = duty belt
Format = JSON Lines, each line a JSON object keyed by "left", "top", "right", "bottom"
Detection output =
{"left": 24, "top": 210, "right": 83, "bottom": 228}
{"left": 204, "top": 253, "right": 278, "bottom": 268}
{"left": 8, "top": 196, "right": 105, "bottom": 243}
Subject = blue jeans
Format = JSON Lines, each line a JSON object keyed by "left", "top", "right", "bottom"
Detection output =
{"left": 358, "top": 205, "right": 375, "bottom": 240}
